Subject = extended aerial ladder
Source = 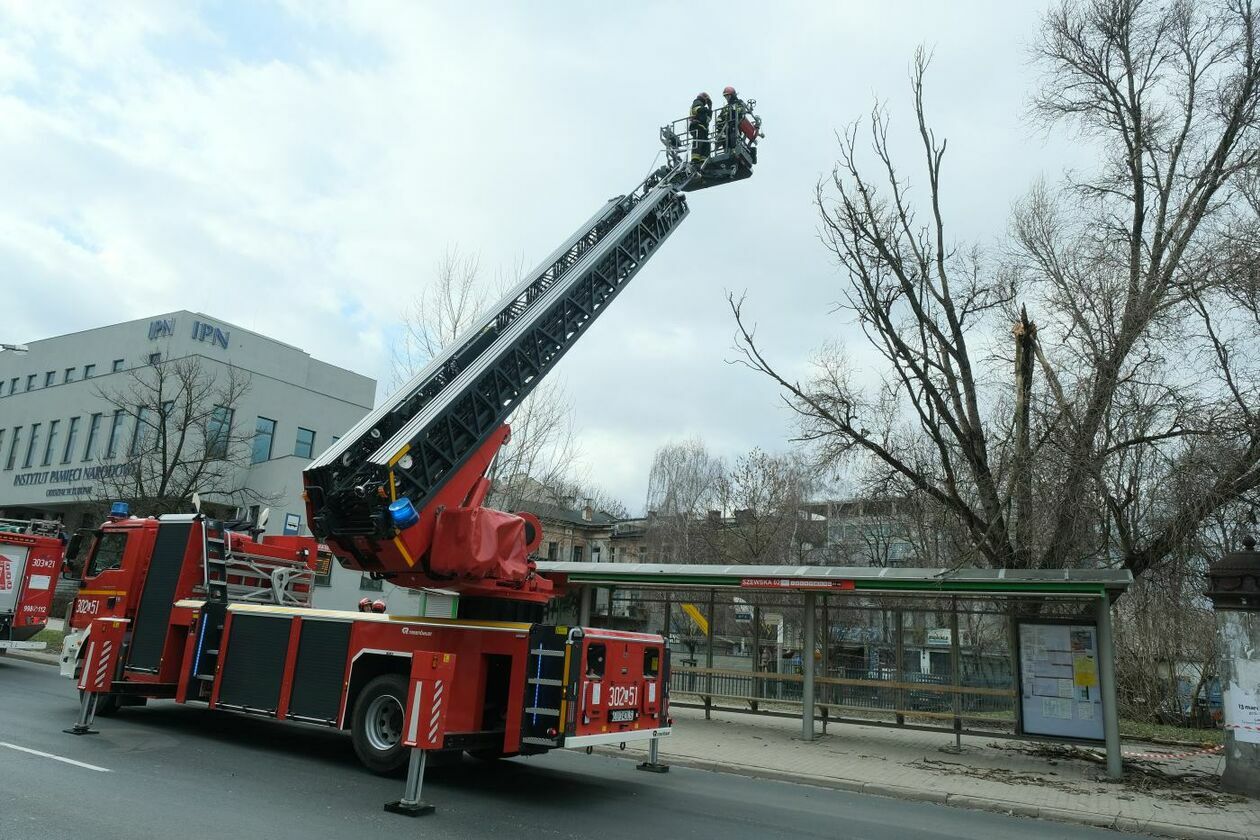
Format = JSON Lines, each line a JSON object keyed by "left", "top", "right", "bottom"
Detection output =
{"left": 303, "top": 101, "right": 762, "bottom": 611}
{"left": 56, "top": 104, "right": 762, "bottom": 798}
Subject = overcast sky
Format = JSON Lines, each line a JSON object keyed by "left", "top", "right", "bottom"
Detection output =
{"left": 0, "top": 1, "right": 1090, "bottom": 513}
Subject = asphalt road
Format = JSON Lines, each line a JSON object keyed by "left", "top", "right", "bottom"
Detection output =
{"left": 0, "top": 656, "right": 1144, "bottom": 840}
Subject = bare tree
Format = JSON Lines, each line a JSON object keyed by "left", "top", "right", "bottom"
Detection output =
{"left": 394, "top": 245, "right": 581, "bottom": 510}
{"left": 644, "top": 438, "right": 724, "bottom": 563}
{"left": 706, "top": 448, "right": 815, "bottom": 565}
{"left": 731, "top": 1, "right": 1260, "bottom": 577}
{"left": 90, "top": 356, "right": 263, "bottom": 516}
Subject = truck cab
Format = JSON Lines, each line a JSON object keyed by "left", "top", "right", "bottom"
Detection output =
{"left": 60, "top": 507, "right": 317, "bottom": 687}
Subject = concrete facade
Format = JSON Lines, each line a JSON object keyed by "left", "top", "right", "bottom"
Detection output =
{"left": 0, "top": 310, "right": 385, "bottom": 610}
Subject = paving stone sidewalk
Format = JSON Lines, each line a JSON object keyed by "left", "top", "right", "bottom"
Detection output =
{"left": 605, "top": 705, "right": 1259, "bottom": 840}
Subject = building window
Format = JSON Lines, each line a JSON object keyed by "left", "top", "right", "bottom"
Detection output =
{"left": 26, "top": 374, "right": 35, "bottom": 391}
{"left": 5, "top": 427, "right": 21, "bottom": 470}
{"left": 83, "top": 413, "right": 102, "bottom": 461}
{"left": 23, "top": 422, "right": 41, "bottom": 468}
{"left": 64, "top": 367, "right": 75, "bottom": 383}
{"left": 252, "top": 417, "right": 276, "bottom": 464}
{"left": 112, "top": 359, "right": 124, "bottom": 373}
{"left": 0, "top": 429, "right": 5, "bottom": 460}
{"left": 206, "top": 405, "right": 233, "bottom": 459}
{"left": 130, "top": 407, "right": 153, "bottom": 455}
{"left": 44, "top": 371, "right": 54, "bottom": 387}
{"left": 148, "top": 352, "right": 161, "bottom": 365}
{"left": 42, "top": 419, "right": 60, "bottom": 466}
{"left": 294, "top": 427, "right": 315, "bottom": 459}
{"left": 105, "top": 410, "right": 126, "bottom": 459}
{"left": 62, "top": 416, "right": 80, "bottom": 464}
{"left": 547, "top": 541, "right": 558, "bottom": 561}
{"left": 0, "top": 381, "right": 5, "bottom": 397}
{"left": 571, "top": 544, "right": 584, "bottom": 563}
{"left": 8, "top": 377, "right": 16, "bottom": 394}
{"left": 83, "top": 364, "right": 95, "bottom": 379}
{"left": 359, "top": 573, "right": 384, "bottom": 592}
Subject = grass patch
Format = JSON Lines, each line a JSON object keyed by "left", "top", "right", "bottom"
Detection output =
{"left": 30, "top": 627, "right": 65, "bottom": 653}
{"left": 1119, "top": 718, "right": 1223, "bottom": 746}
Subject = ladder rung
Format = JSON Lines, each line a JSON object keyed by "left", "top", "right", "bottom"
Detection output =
{"left": 528, "top": 678, "right": 563, "bottom": 687}
{"left": 530, "top": 648, "right": 565, "bottom": 657}
{"left": 524, "top": 707, "right": 560, "bottom": 716}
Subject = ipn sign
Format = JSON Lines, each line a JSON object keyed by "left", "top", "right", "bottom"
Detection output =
{"left": 148, "top": 319, "right": 176, "bottom": 340}
{"left": 191, "top": 319, "right": 230, "bottom": 350}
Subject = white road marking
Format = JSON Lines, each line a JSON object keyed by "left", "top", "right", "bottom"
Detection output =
{"left": 0, "top": 741, "right": 111, "bottom": 772}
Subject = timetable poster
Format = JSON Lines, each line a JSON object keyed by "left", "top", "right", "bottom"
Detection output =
{"left": 1018, "top": 622, "right": 1105, "bottom": 740}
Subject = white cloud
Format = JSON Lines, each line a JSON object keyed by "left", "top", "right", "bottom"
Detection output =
{"left": 0, "top": 1, "right": 1077, "bottom": 510}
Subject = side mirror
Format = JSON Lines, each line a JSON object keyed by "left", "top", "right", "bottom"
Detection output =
{"left": 62, "top": 533, "right": 85, "bottom": 580}
{"left": 64, "top": 532, "right": 83, "bottom": 562}
{"left": 62, "top": 529, "right": 95, "bottom": 580}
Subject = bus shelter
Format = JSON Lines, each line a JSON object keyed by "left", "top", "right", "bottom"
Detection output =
{"left": 537, "top": 562, "right": 1134, "bottom": 778}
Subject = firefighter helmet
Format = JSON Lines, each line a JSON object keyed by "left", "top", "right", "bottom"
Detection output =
{"left": 698, "top": 91, "right": 711, "bottom": 105}
{"left": 723, "top": 86, "right": 737, "bottom": 98}
{"left": 357, "top": 597, "right": 372, "bottom": 612}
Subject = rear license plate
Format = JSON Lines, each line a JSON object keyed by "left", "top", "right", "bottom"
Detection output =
{"left": 608, "top": 708, "right": 638, "bottom": 723}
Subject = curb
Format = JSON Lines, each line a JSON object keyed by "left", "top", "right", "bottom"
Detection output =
{"left": 2, "top": 650, "right": 60, "bottom": 667}
{"left": 596, "top": 748, "right": 1250, "bottom": 840}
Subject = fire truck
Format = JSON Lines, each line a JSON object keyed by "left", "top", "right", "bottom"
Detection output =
{"left": 0, "top": 518, "right": 62, "bottom": 654}
{"left": 58, "top": 102, "right": 761, "bottom": 793}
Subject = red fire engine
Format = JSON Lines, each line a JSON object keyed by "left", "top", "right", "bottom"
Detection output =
{"left": 58, "top": 103, "right": 761, "bottom": 807}
{"left": 0, "top": 518, "right": 62, "bottom": 654}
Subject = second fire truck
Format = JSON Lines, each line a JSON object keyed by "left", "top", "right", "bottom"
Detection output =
{"left": 0, "top": 518, "right": 62, "bottom": 655}
{"left": 59, "top": 100, "right": 762, "bottom": 787}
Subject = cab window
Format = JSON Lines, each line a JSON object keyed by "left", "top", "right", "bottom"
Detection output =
{"left": 586, "top": 643, "right": 606, "bottom": 679}
{"left": 86, "top": 532, "right": 128, "bottom": 577}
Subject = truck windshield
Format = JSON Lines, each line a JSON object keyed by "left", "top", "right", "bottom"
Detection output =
{"left": 86, "top": 532, "right": 128, "bottom": 577}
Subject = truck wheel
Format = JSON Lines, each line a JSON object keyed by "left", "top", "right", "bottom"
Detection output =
{"left": 351, "top": 674, "right": 409, "bottom": 776}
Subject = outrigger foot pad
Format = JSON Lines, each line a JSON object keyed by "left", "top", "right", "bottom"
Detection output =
{"left": 636, "top": 761, "right": 670, "bottom": 773}
{"left": 384, "top": 800, "right": 436, "bottom": 817}
{"left": 63, "top": 725, "right": 98, "bottom": 736}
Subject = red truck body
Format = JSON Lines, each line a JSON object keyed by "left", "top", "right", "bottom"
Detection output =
{"left": 62, "top": 512, "right": 669, "bottom": 771}
{"left": 0, "top": 520, "right": 62, "bottom": 653}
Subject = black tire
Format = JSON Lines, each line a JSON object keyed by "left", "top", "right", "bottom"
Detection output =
{"left": 351, "top": 674, "right": 409, "bottom": 776}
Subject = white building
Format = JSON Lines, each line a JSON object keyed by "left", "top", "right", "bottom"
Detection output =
{"left": 0, "top": 310, "right": 400, "bottom": 610}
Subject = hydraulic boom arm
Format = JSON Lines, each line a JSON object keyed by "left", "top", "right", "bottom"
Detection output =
{"left": 303, "top": 102, "right": 761, "bottom": 602}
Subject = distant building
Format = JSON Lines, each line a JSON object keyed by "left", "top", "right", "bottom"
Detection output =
{"left": 801, "top": 498, "right": 919, "bottom": 567}
{"left": 518, "top": 498, "right": 617, "bottom": 564}
{"left": 0, "top": 311, "right": 374, "bottom": 536}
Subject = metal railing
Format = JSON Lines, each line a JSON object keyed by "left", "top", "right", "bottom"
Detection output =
{"left": 585, "top": 587, "right": 1028, "bottom": 736}
{"left": 0, "top": 518, "right": 62, "bottom": 536}
{"left": 670, "top": 664, "right": 1017, "bottom": 731}
{"left": 660, "top": 101, "right": 762, "bottom": 169}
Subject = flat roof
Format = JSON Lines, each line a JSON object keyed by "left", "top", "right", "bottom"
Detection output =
{"left": 536, "top": 562, "right": 1133, "bottom": 598}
